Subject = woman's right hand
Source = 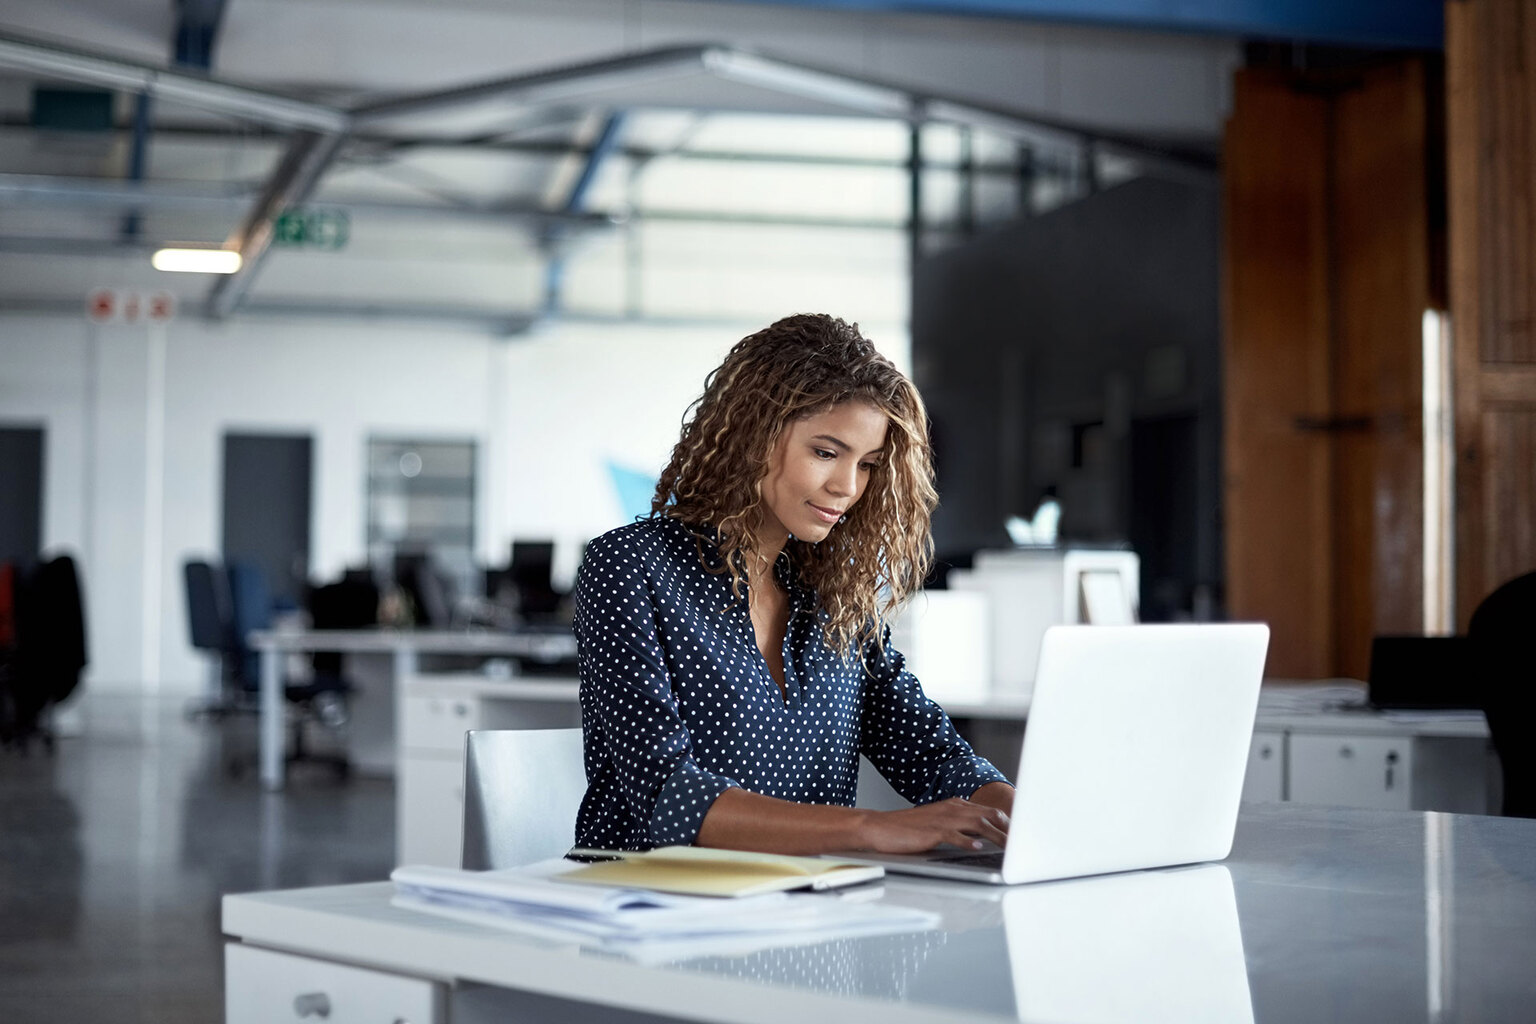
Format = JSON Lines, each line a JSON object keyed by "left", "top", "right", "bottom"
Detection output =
{"left": 856, "top": 798, "right": 1009, "bottom": 854}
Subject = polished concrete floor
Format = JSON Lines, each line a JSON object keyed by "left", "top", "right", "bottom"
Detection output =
{"left": 0, "top": 695, "right": 395, "bottom": 1024}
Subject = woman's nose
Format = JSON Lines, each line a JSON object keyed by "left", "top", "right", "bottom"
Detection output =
{"left": 827, "top": 461, "right": 857, "bottom": 496}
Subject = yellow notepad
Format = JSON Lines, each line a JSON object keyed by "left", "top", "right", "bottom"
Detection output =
{"left": 557, "top": 846, "right": 884, "bottom": 898}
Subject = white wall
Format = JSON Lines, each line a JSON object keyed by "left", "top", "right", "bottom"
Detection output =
{"left": 0, "top": 309, "right": 907, "bottom": 695}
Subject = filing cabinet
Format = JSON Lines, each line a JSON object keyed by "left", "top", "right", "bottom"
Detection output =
{"left": 1289, "top": 734, "right": 1413, "bottom": 811}
{"left": 397, "top": 674, "right": 581, "bottom": 866}
{"left": 226, "top": 943, "right": 444, "bottom": 1024}
{"left": 1241, "top": 729, "right": 1286, "bottom": 803}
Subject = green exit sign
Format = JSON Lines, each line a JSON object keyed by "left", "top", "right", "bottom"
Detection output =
{"left": 273, "top": 209, "right": 350, "bottom": 250}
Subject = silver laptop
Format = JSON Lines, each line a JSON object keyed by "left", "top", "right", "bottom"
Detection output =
{"left": 833, "top": 623, "right": 1270, "bottom": 884}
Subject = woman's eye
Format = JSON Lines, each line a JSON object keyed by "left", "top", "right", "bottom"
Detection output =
{"left": 859, "top": 462, "right": 878, "bottom": 472}
{"left": 813, "top": 448, "right": 836, "bottom": 460}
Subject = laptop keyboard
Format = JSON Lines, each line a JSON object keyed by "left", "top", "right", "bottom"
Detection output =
{"left": 930, "top": 850, "right": 1006, "bottom": 870}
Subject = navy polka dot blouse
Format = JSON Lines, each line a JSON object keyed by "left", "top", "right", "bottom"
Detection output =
{"left": 573, "top": 515, "right": 1008, "bottom": 851}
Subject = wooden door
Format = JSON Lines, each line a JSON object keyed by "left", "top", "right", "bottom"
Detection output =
{"left": 1224, "top": 63, "right": 1433, "bottom": 678}
{"left": 1447, "top": 0, "right": 1536, "bottom": 623}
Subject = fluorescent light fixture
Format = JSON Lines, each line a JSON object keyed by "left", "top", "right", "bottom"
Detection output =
{"left": 152, "top": 247, "right": 242, "bottom": 274}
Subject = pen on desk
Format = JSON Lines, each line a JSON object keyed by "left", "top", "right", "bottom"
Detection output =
{"left": 564, "top": 848, "right": 626, "bottom": 863}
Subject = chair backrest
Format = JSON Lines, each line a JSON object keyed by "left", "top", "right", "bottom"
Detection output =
{"left": 225, "top": 561, "right": 273, "bottom": 689}
{"left": 184, "top": 560, "right": 233, "bottom": 654}
{"left": 1468, "top": 571, "right": 1536, "bottom": 818}
{"left": 461, "top": 728, "right": 587, "bottom": 870}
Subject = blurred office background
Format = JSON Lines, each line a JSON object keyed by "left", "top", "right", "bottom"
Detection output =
{"left": 2, "top": 0, "right": 1534, "bottom": 1016}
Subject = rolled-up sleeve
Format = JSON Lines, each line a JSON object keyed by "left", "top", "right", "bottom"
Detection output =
{"left": 575, "top": 532, "right": 738, "bottom": 847}
{"left": 858, "top": 624, "right": 1010, "bottom": 805}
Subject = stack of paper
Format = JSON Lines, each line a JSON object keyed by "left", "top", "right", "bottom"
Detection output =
{"left": 390, "top": 860, "right": 937, "bottom": 963}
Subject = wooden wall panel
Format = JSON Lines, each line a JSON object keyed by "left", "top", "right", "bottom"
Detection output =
{"left": 1223, "top": 72, "right": 1334, "bottom": 678}
{"left": 1225, "top": 61, "right": 1435, "bottom": 678}
{"left": 1479, "top": 1, "right": 1536, "bottom": 365}
{"left": 1447, "top": 0, "right": 1536, "bottom": 622}
{"left": 1481, "top": 409, "right": 1536, "bottom": 585}
{"left": 1332, "top": 63, "right": 1429, "bottom": 678}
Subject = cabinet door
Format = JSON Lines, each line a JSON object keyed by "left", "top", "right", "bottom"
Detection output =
{"left": 1242, "top": 729, "right": 1286, "bottom": 802}
{"left": 401, "top": 693, "right": 485, "bottom": 753}
{"left": 398, "top": 756, "right": 469, "bottom": 867}
{"left": 1288, "top": 734, "right": 1413, "bottom": 810}
{"left": 226, "top": 943, "right": 443, "bottom": 1024}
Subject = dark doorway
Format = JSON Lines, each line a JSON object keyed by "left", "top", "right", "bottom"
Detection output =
{"left": 1128, "top": 413, "right": 1200, "bottom": 622}
{"left": 222, "top": 434, "right": 312, "bottom": 608}
{"left": 0, "top": 426, "right": 44, "bottom": 565}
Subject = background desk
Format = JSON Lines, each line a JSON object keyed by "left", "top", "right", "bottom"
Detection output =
{"left": 1244, "top": 682, "right": 1493, "bottom": 813}
{"left": 247, "top": 629, "right": 577, "bottom": 790}
{"left": 223, "top": 805, "right": 1536, "bottom": 1024}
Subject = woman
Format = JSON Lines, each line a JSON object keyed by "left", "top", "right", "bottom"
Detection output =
{"left": 574, "top": 313, "right": 1014, "bottom": 854}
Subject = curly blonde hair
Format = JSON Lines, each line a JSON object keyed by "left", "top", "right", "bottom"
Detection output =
{"left": 652, "top": 314, "right": 938, "bottom": 658}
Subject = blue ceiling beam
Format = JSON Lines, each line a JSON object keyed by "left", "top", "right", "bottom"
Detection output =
{"left": 173, "top": 0, "right": 228, "bottom": 71}
{"left": 707, "top": 1, "right": 1443, "bottom": 50}
{"left": 122, "top": 2, "right": 227, "bottom": 240}
{"left": 564, "top": 112, "right": 628, "bottom": 214}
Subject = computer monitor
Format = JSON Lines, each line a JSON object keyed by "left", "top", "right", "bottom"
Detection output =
{"left": 1368, "top": 636, "right": 1479, "bottom": 710}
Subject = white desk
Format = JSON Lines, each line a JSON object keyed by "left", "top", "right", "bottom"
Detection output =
{"left": 223, "top": 805, "right": 1536, "bottom": 1024}
{"left": 248, "top": 629, "right": 577, "bottom": 790}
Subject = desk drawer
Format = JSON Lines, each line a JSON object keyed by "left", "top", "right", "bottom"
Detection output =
{"left": 1289, "top": 734, "right": 1413, "bottom": 810}
{"left": 226, "top": 943, "right": 444, "bottom": 1024}
{"left": 401, "top": 693, "right": 483, "bottom": 752}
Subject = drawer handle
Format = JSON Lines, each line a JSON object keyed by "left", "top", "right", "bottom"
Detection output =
{"left": 293, "top": 992, "right": 331, "bottom": 1019}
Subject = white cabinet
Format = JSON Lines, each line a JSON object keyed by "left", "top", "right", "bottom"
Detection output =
{"left": 1242, "top": 729, "right": 1286, "bottom": 803}
{"left": 226, "top": 943, "right": 444, "bottom": 1024}
{"left": 398, "top": 757, "right": 471, "bottom": 865}
{"left": 1289, "top": 734, "right": 1413, "bottom": 810}
{"left": 397, "top": 674, "right": 581, "bottom": 867}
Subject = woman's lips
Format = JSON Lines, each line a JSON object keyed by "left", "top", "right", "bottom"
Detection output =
{"left": 808, "top": 503, "right": 844, "bottom": 523}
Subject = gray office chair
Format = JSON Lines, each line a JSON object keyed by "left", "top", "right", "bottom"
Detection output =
{"left": 461, "top": 728, "right": 587, "bottom": 869}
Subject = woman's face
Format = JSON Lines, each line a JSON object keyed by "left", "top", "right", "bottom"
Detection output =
{"left": 757, "top": 400, "right": 890, "bottom": 549}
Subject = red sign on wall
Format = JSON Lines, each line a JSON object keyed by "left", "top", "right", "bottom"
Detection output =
{"left": 85, "top": 289, "right": 177, "bottom": 324}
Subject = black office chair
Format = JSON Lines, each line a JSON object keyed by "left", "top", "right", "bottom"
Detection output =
{"left": 1468, "top": 571, "right": 1536, "bottom": 818}
{"left": 183, "top": 560, "right": 241, "bottom": 717}
{"left": 1, "top": 554, "right": 88, "bottom": 752}
{"left": 226, "top": 561, "right": 351, "bottom": 778}
{"left": 307, "top": 575, "right": 378, "bottom": 695}
{"left": 394, "top": 552, "right": 455, "bottom": 627}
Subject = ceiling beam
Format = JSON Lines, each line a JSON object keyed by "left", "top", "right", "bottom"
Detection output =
{"left": 0, "top": 31, "right": 346, "bottom": 132}
{"left": 0, "top": 174, "right": 621, "bottom": 230}
{"left": 205, "top": 129, "right": 349, "bottom": 319}
{"left": 352, "top": 47, "right": 712, "bottom": 126}
{"left": 0, "top": 117, "right": 1133, "bottom": 173}
{"left": 544, "top": 111, "right": 627, "bottom": 315}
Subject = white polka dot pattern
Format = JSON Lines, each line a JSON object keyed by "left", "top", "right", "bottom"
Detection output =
{"left": 573, "top": 516, "right": 1008, "bottom": 850}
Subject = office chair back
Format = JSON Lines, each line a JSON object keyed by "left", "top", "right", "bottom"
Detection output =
{"left": 461, "top": 728, "right": 587, "bottom": 870}
{"left": 184, "top": 560, "right": 234, "bottom": 655}
{"left": 1468, "top": 571, "right": 1536, "bottom": 818}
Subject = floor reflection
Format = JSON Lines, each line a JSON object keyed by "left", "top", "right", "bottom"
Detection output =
{"left": 0, "top": 694, "right": 394, "bottom": 1024}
